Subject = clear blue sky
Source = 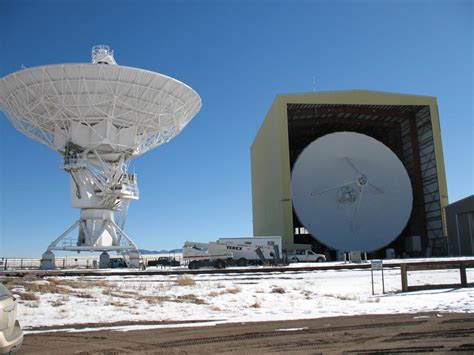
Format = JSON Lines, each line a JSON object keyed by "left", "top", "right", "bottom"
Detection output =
{"left": 0, "top": 0, "right": 472, "bottom": 257}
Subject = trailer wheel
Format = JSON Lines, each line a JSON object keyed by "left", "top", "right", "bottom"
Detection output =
{"left": 214, "top": 259, "right": 226, "bottom": 269}
{"left": 188, "top": 261, "right": 200, "bottom": 270}
{"left": 237, "top": 258, "right": 248, "bottom": 267}
{"left": 316, "top": 257, "right": 325, "bottom": 262}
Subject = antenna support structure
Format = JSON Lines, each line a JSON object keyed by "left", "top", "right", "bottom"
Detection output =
{"left": 0, "top": 45, "right": 202, "bottom": 269}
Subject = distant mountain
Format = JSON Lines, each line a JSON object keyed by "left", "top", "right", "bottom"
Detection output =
{"left": 139, "top": 249, "right": 182, "bottom": 255}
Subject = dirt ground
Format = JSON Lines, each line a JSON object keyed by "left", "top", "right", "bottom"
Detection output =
{"left": 20, "top": 313, "right": 474, "bottom": 354}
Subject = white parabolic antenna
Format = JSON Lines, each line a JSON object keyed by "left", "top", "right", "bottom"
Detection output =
{"left": 0, "top": 45, "right": 202, "bottom": 268}
{"left": 291, "top": 132, "right": 413, "bottom": 252}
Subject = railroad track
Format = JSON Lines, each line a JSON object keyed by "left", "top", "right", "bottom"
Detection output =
{"left": 0, "top": 262, "right": 402, "bottom": 278}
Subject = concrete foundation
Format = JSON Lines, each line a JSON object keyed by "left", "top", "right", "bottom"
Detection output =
{"left": 128, "top": 251, "right": 141, "bottom": 269}
{"left": 99, "top": 252, "right": 110, "bottom": 268}
{"left": 349, "top": 251, "right": 362, "bottom": 263}
{"left": 40, "top": 251, "right": 56, "bottom": 270}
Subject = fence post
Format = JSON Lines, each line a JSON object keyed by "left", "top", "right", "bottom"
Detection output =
{"left": 460, "top": 264, "right": 467, "bottom": 287}
{"left": 382, "top": 266, "right": 385, "bottom": 294}
{"left": 401, "top": 264, "right": 408, "bottom": 292}
{"left": 371, "top": 267, "right": 374, "bottom": 295}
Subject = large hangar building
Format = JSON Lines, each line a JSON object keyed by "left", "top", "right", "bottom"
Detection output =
{"left": 251, "top": 90, "right": 449, "bottom": 259}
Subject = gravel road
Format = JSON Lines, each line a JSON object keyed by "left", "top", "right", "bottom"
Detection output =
{"left": 21, "top": 312, "right": 474, "bottom": 354}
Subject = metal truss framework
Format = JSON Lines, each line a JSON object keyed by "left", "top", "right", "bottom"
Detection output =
{"left": 46, "top": 218, "right": 139, "bottom": 253}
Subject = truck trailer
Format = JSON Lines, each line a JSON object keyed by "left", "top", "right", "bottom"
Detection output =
{"left": 217, "top": 236, "right": 282, "bottom": 266}
{"left": 183, "top": 236, "right": 283, "bottom": 269}
{"left": 183, "top": 241, "right": 232, "bottom": 269}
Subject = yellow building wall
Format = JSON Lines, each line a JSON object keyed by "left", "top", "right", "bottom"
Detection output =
{"left": 251, "top": 97, "right": 290, "bottom": 243}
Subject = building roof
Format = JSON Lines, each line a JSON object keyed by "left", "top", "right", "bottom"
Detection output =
{"left": 277, "top": 89, "right": 437, "bottom": 100}
{"left": 446, "top": 195, "right": 474, "bottom": 211}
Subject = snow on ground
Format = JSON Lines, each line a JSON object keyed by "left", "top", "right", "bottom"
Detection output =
{"left": 7, "top": 265, "right": 473, "bottom": 332}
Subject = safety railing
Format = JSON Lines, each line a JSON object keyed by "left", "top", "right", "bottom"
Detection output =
{"left": 400, "top": 260, "right": 474, "bottom": 292}
{"left": 0, "top": 255, "right": 184, "bottom": 271}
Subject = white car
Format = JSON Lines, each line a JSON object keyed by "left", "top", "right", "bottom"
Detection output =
{"left": 288, "top": 250, "right": 326, "bottom": 262}
{"left": 0, "top": 284, "right": 23, "bottom": 354}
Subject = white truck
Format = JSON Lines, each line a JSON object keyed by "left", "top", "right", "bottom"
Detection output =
{"left": 217, "top": 236, "right": 283, "bottom": 266}
{"left": 183, "top": 236, "right": 283, "bottom": 269}
{"left": 287, "top": 250, "right": 326, "bottom": 263}
{"left": 183, "top": 241, "right": 233, "bottom": 269}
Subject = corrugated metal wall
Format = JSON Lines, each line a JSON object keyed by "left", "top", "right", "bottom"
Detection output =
{"left": 446, "top": 196, "right": 474, "bottom": 256}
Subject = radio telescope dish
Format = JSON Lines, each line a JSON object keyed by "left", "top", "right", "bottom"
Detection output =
{"left": 291, "top": 132, "right": 413, "bottom": 252}
{"left": 0, "top": 56, "right": 201, "bottom": 158}
{"left": 0, "top": 45, "right": 202, "bottom": 269}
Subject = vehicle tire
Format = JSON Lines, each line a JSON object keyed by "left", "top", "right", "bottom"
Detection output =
{"left": 188, "top": 261, "right": 199, "bottom": 270}
{"left": 316, "top": 257, "right": 324, "bottom": 262}
{"left": 214, "top": 259, "right": 226, "bottom": 269}
{"left": 291, "top": 257, "right": 299, "bottom": 263}
{"left": 237, "top": 258, "right": 248, "bottom": 267}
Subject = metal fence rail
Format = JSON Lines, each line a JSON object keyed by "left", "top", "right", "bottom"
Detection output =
{"left": 400, "top": 260, "right": 474, "bottom": 292}
{"left": 0, "top": 255, "right": 183, "bottom": 271}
